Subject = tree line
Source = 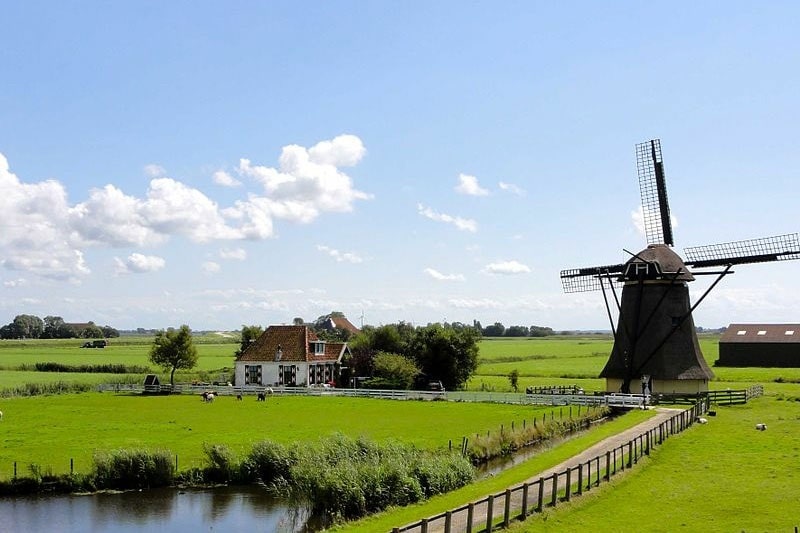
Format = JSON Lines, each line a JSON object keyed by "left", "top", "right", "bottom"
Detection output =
{"left": 0, "top": 314, "right": 119, "bottom": 340}
{"left": 473, "top": 321, "right": 555, "bottom": 338}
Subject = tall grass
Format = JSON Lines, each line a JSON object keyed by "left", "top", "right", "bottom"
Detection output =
{"left": 92, "top": 449, "right": 174, "bottom": 490}
{"left": 0, "top": 381, "right": 94, "bottom": 398}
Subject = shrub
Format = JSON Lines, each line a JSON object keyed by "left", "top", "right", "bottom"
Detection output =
{"left": 92, "top": 449, "right": 174, "bottom": 490}
{"left": 202, "top": 443, "right": 238, "bottom": 484}
{"left": 243, "top": 440, "right": 296, "bottom": 485}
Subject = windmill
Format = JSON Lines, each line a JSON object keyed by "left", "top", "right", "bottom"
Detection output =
{"left": 560, "top": 139, "right": 800, "bottom": 395}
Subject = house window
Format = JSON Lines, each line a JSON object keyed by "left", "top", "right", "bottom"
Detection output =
{"left": 757, "top": 330, "right": 767, "bottom": 336}
{"left": 736, "top": 330, "right": 747, "bottom": 335}
{"left": 786, "top": 330, "right": 795, "bottom": 336}
{"left": 314, "top": 342, "right": 325, "bottom": 355}
{"left": 245, "top": 365, "right": 261, "bottom": 385}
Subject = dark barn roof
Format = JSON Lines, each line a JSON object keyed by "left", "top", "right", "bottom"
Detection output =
{"left": 720, "top": 324, "right": 800, "bottom": 344}
{"left": 717, "top": 323, "right": 800, "bottom": 368}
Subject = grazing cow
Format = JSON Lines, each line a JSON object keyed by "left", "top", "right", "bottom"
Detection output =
{"left": 201, "top": 391, "right": 216, "bottom": 403}
{"left": 236, "top": 394, "right": 243, "bottom": 401}
{"left": 257, "top": 392, "right": 266, "bottom": 401}
{"left": 755, "top": 423, "right": 767, "bottom": 431}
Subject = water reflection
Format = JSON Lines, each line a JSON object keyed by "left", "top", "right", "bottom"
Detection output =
{"left": 0, "top": 486, "right": 314, "bottom": 532}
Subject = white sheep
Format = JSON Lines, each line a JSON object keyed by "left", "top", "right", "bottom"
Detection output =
{"left": 0, "top": 410, "right": 3, "bottom": 421}
{"left": 696, "top": 417, "right": 708, "bottom": 424}
{"left": 755, "top": 423, "right": 767, "bottom": 431}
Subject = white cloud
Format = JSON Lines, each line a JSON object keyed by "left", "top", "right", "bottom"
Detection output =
{"left": 483, "top": 260, "right": 531, "bottom": 275}
{"left": 317, "top": 245, "right": 364, "bottom": 263}
{"left": 114, "top": 253, "right": 166, "bottom": 274}
{"left": 0, "top": 137, "right": 369, "bottom": 281}
{"left": 236, "top": 134, "right": 371, "bottom": 224}
{"left": 213, "top": 170, "right": 241, "bottom": 187}
{"left": 144, "top": 164, "right": 166, "bottom": 178}
{"left": 202, "top": 261, "right": 221, "bottom": 274}
{"left": 499, "top": 181, "right": 526, "bottom": 196}
{"left": 417, "top": 203, "right": 478, "bottom": 233}
{"left": 448, "top": 297, "right": 504, "bottom": 309}
{"left": 140, "top": 178, "right": 241, "bottom": 242}
{"left": 455, "top": 174, "right": 488, "bottom": 196}
{"left": 219, "top": 247, "right": 247, "bottom": 261}
{"left": 3, "top": 278, "right": 27, "bottom": 288}
{"left": 424, "top": 268, "right": 465, "bottom": 281}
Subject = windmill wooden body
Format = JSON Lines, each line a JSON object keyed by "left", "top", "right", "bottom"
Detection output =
{"left": 561, "top": 140, "right": 799, "bottom": 395}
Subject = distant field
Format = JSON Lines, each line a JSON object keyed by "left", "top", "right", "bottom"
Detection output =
{"left": 3, "top": 334, "right": 800, "bottom": 393}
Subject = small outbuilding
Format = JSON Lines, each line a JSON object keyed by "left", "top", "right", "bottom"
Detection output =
{"left": 717, "top": 323, "right": 800, "bottom": 367}
{"left": 143, "top": 374, "right": 161, "bottom": 392}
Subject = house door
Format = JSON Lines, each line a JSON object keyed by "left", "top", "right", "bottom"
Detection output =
{"left": 282, "top": 365, "right": 296, "bottom": 386}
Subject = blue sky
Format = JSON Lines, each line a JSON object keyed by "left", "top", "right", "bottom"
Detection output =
{"left": 1, "top": 2, "right": 798, "bottom": 331}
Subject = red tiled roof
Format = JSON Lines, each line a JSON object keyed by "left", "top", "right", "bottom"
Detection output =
{"left": 238, "top": 325, "right": 346, "bottom": 363}
{"left": 329, "top": 316, "right": 361, "bottom": 334}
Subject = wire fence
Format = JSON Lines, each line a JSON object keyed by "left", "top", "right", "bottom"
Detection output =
{"left": 392, "top": 399, "right": 710, "bottom": 533}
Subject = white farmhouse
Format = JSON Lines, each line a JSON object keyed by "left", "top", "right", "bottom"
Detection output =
{"left": 234, "top": 325, "right": 349, "bottom": 387}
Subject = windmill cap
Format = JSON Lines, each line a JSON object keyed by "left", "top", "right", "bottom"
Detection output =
{"left": 624, "top": 244, "right": 695, "bottom": 282}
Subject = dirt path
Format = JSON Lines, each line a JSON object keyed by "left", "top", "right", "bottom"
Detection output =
{"left": 399, "top": 407, "right": 682, "bottom": 533}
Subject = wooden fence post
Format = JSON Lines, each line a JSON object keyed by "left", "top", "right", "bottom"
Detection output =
{"left": 605, "top": 451, "right": 611, "bottom": 480}
{"left": 504, "top": 489, "right": 511, "bottom": 528}
{"left": 551, "top": 473, "right": 558, "bottom": 507}
{"left": 628, "top": 441, "right": 633, "bottom": 468}
{"left": 565, "top": 467, "right": 572, "bottom": 501}
{"left": 420, "top": 517, "right": 428, "bottom": 533}
{"left": 467, "top": 503, "right": 474, "bottom": 533}
{"left": 444, "top": 511, "right": 452, "bottom": 533}
{"left": 537, "top": 477, "right": 545, "bottom": 512}
{"left": 521, "top": 483, "right": 529, "bottom": 518}
{"left": 486, "top": 495, "right": 494, "bottom": 533}
{"left": 585, "top": 460, "right": 591, "bottom": 491}
{"left": 578, "top": 463, "right": 583, "bottom": 495}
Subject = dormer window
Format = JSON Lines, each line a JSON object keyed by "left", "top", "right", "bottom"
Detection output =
{"left": 757, "top": 330, "right": 767, "bottom": 336}
{"left": 736, "top": 330, "right": 747, "bottom": 335}
{"left": 275, "top": 344, "right": 283, "bottom": 362}
{"left": 786, "top": 330, "right": 795, "bottom": 336}
{"left": 313, "top": 341, "right": 325, "bottom": 355}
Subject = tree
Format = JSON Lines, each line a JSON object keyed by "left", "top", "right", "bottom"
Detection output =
{"left": 505, "top": 325, "right": 529, "bottom": 337}
{"left": 149, "top": 325, "right": 198, "bottom": 387}
{"left": 42, "top": 316, "right": 73, "bottom": 339}
{"left": 235, "top": 325, "right": 264, "bottom": 358}
{"left": 101, "top": 325, "right": 120, "bottom": 338}
{"left": 368, "top": 352, "right": 420, "bottom": 390}
{"left": 409, "top": 324, "right": 480, "bottom": 391}
{"left": 11, "top": 314, "right": 44, "bottom": 339}
{"left": 508, "top": 369, "right": 520, "bottom": 392}
{"left": 292, "top": 317, "right": 305, "bottom": 326}
{"left": 482, "top": 322, "right": 505, "bottom": 337}
{"left": 80, "top": 322, "right": 104, "bottom": 338}
{"left": 529, "top": 325, "right": 555, "bottom": 337}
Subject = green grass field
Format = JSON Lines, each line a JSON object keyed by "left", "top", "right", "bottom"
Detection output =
{"left": 0, "top": 392, "right": 560, "bottom": 478}
{"left": 2, "top": 334, "right": 799, "bottom": 531}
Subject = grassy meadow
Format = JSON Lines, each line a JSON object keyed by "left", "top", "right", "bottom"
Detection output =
{"left": 2, "top": 332, "right": 800, "bottom": 531}
{"left": 0, "top": 392, "right": 572, "bottom": 478}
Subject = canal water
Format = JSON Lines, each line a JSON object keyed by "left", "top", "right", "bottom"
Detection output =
{"left": 0, "top": 485, "right": 315, "bottom": 532}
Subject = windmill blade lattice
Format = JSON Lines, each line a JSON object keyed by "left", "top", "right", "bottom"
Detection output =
{"left": 684, "top": 233, "right": 800, "bottom": 268}
{"left": 560, "top": 264, "right": 626, "bottom": 293}
{"left": 636, "top": 139, "right": 674, "bottom": 246}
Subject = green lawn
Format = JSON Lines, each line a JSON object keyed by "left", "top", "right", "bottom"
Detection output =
{"left": 0, "top": 393, "right": 558, "bottom": 478}
{"left": 504, "top": 392, "right": 800, "bottom": 532}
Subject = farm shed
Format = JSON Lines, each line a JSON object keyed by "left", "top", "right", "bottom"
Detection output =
{"left": 235, "top": 325, "right": 350, "bottom": 387}
{"left": 717, "top": 324, "right": 800, "bottom": 367}
{"left": 143, "top": 374, "right": 161, "bottom": 392}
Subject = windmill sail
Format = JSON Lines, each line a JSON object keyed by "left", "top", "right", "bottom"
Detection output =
{"left": 560, "top": 263, "right": 626, "bottom": 293}
{"left": 685, "top": 233, "right": 800, "bottom": 268}
{"left": 636, "top": 139, "right": 674, "bottom": 246}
